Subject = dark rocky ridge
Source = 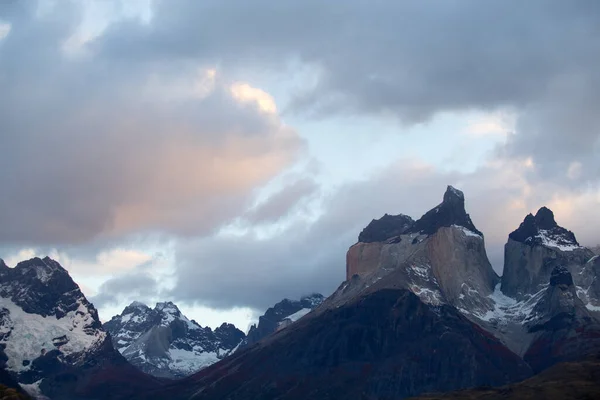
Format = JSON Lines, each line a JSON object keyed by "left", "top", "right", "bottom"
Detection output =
{"left": 138, "top": 290, "right": 531, "bottom": 400}
{"left": 241, "top": 294, "right": 324, "bottom": 348}
{"left": 358, "top": 213, "right": 414, "bottom": 243}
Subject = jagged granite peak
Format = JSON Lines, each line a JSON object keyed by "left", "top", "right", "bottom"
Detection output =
{"left": 344, "top": 185, "right": 497, "bottom": 319}
{"left": 501, "top": 208, "right": 594, "bottom": 300}
{"left": 409, "top": 185, "right": 482, "bottom": 236}
{"left": 241, "top": 293, "right": 325, "bottom": 348}
{"left": 104, "top": 301, "right": 245, "bottom": 378}
{"left": 358, "top": 213, "right": 415, "bottom": 243}
{"left": 0, "top": 257, "right": 161, "bottom": 399}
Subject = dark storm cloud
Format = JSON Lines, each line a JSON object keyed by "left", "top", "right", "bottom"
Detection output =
{"left": 0, "top": 1, "right": 302, "bottom": 245}
{"left": 95, "top": 0, "right": 600, "bottom": 182}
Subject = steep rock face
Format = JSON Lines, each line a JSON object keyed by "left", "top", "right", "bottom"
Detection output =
{"left": 524, "top": 267, "right": 600, "bottom": 372}
{"left": 344, "top": 186, "right": 498, "bottom": 316}
{"left": 501, "top": 207, "right": 594, "bottom": 301}
{"left": 138, "top": 290, "right": 531, "bottom": 400}
{"left": 241, "top": 294, "right": 324, "bottom": 348}
{"left": 104, "top": 302, "right": 244, "bottom": 378}
{"left": 0, "top": 257, "right": 163, "bottom": 399}
{"left": 576, "top": 254, "right": 600, "bottom": 310}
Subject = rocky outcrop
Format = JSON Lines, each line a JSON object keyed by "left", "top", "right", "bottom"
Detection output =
{"left": 524, "top": 267, "right": 600, "bottom": 372}
{"left": 501, "top": 207, "right": 595, "bottom": 302}
{"left": 578, "top": 255, "right": 600, "bottom": 309}
{"left": 138, "top": 290, "right": 531, "bottom": 400}
{"left": 358, "top": 213, "right": 414, "bottom": 243}
{"left": 241, "top": 294, "right": 324, "bottom": 348}
{"left": 344, "top": 186, "right": 498, "bottom": 316}
{"left": 0, "top": 257, "right": 163, "bottom": 399}
{"left": 104, "top": 301, "right": 245, "bottom": 378}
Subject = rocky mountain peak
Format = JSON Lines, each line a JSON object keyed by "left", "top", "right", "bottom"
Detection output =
{"left": 241, "top": 294, "right": 325, "bottom": 348}
{"left": 443, "top": 184, "right": 465, "bottom": 202}
{"left": 534, "top": 207, "right": 557, "bottom": 230}
{"left": 502, "top": 208, "right": 593, "bottom": 300}
{"left": 410, "top": 185, "right": 482, "bottom": 236}
{"left": 123, "top": 301, "right": 150, "bottom": 314}
{"left": 155, "top": 301, "right": 181, "bottom": 317}
{"left": 104, "top": 301, "right": 245, "bottom": 378}
{"left": 509, "top": 207, "right": 579, "bottom": 249}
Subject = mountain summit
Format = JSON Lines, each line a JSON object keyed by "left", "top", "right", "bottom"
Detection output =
{"left": 104, "top": 301, "right": 245, "bottom": 378}
{"left": 409, "top": 185, "right": 483, "bottom": 236}
{"left": 508, "top": 207, "right": 579, "bottom": 250}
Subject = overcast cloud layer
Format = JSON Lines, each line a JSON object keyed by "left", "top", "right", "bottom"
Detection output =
{"left": 1, "top": 1, "right": 599, "bottom": 320}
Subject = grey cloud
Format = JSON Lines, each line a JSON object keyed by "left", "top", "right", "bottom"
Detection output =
{"left": 244, "top": 178, "right": 319, "bottom": 224}
{"left": 0, "top": 1, "right": 302, "bottom": 245}
{"left": 95, "top": 0, "right": 600, "bottom": 183}
{"left": 91, "top": 272, "right": 160, "bottom": 308}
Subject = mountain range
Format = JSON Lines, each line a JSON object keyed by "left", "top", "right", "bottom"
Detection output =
{"left": 102, "top": 293, "right": 323, "bottom": 378}
{"left": 1, "top": 185, "right": 599, "bottom": 399}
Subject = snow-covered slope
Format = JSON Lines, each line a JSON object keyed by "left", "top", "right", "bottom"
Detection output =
{"left": 0, "top": 257, "right": 140, "bottom": 399}
{"left": 104, "top": 302, "right": 245, "bottom": 378}
{"left": 0, "top": 258, "right": 106, "bottom": 371}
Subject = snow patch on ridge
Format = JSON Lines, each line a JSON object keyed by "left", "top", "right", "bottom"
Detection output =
{"left": 529, "top": 229, "right": 581, "bottom": 252}
{"left": 286, "top": 308, "right": 311, "bottom": 322}
{"left": 452, "top": 225, "right": 482, "bottom": 238}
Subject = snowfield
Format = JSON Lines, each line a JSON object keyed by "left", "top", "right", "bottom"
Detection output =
{"left": 0, "top": 297, "right": 106, "bottom": 372}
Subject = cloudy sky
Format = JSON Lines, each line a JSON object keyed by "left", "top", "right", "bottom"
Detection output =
{"left": 1, "top": 0, "right": 599, "bottom": 330}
